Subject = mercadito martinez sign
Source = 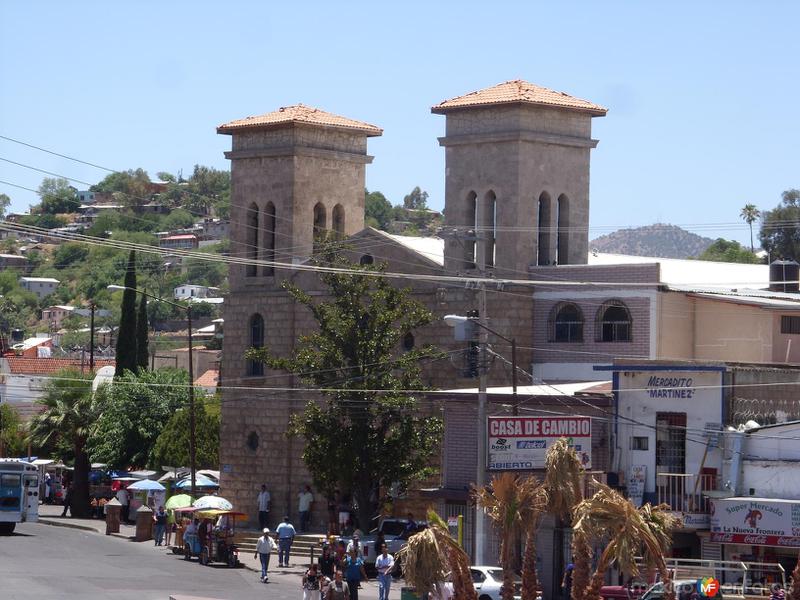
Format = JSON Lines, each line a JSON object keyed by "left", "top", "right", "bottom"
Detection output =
{"left": 488, "top": 416, "right": 592, "bottom": 470}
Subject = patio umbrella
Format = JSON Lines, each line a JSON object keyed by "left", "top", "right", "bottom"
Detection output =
{"left": 127, "top": 479, "right": 166, "bottom": 492}
{"left": 193, "top": 495, "right": 233, "bottom": 511}
{"left": 175, "top": 475, "right": 219, "bottom": 489}
{"left": 164, "top": 494, "right": 194, "bottom": 510}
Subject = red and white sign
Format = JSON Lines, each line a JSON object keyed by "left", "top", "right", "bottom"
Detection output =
{"left": 488, "top": 416, "right": 591, "bottom": 471}
{"left": 710, "top": 497, "right": 800, "bottom": 547}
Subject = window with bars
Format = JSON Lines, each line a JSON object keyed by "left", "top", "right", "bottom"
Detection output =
{"left": 781, "top": 316, "right": 800, "bottom": 334}
{"left": 551, "top": 303, "right": 584, "bottom": 342}
{"left": 596, "top": 300, "right": 632, "bottom": 342}
{"left": 655, "top": 412, "right": 686, "bottom": 473}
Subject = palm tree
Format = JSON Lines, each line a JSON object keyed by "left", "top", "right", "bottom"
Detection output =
{"left": 399, "top": 509, "right": 477, "bottom": 600}
{"left": 28, "top": 369, "right": 99, "bottom": 518}
{"left": 520, "top": 483, "right": 549, "bottom": 600}
{"left": 740, "top": 204, "right": 761, "bottom": 254}
{"left": 573, "top": 482, "right": 679, "bottom": 600}
{"left": 476, "top": 473, "right": 545, "bottom": 600}
{"left": 543, "top": 439, "right": 587, "bottom": 600}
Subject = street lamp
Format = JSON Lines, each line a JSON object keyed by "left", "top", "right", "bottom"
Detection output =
{"left": 444, "top": 313, "right": 517, "bottom": 565}
{"left": 108, "top": 284, "right": 197, "bottom": 499}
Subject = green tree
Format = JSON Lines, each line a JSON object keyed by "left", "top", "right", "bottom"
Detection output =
{"left": 86, "top": 210, "right": 120, "bottom": 237}
{"left": 53, "top": 242, "right": 89, "bottom": 267}
{"left": 696, "top": 239, "right": 760, "bottom": 264}
{"left": 740, "top": 204, "right": 761, "bottom": 253}
{"left": 136, "top": 292, "right": 149, "bottom": 371}
{"left": 37, "top": 177, "right": 79, "bottom": 214}
{"left": 187, "top": 164, "right": 230, "bottom": 217}
{"left": 0, "top": 193, "right": 11, "bottom": 219}
{"left": 247, "top": 248, "right": 444, "bottom": 528}
{"left": 115, "top": 250, "right": 138, "bottom": 376}
{"left": 760, "top": 189, "right": 800, "bottom": 261}
{"left": 89, "top": 369, "right": 193, "bottom": 468}
{"left": 28, "top": 370, "right": 98, "bottom": 518}
{"left": 365, "top": 189, "right": 393, "bottom": 230}
{"left": 91, "top": 169, "right": 152, "bottom": 212}
{"left": 150, "top": 402, "right": 219, "bottom": 469}
{"left": 403, "top": 186, "right": 429, "bottom": 210}
{"left": 162, "top": 208, "right": 196, "bottom": 231}
{"left": 0, "top": 403, "right": 26, "bottom": 457}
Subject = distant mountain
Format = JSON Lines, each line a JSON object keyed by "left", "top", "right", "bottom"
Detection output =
{"left": 589, "top": 224, "right": 715, "bottom": 259}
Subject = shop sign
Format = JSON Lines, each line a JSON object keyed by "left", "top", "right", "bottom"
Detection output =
{"left": 682, "top": 513, "right": 710, "bottom": 529}
{"left": 488, "top": 416, "right": 591, "bottom": 470}
{"left": 710, "top": 498, "right": 800, "bottom": 546}
{"left": 628, "top": 465, "right": 646, "bottom": 507}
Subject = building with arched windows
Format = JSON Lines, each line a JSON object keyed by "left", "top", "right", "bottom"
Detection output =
{"left": 215, "top": 81, "right": 800, "bottom": 588}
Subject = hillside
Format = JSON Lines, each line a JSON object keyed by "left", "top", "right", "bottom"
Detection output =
{"left": 589, "top": 224, "right": 715, "bottom": 259}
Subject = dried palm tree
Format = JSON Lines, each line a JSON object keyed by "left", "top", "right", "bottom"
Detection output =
{"left": 520, "top": 484, "right": 549, "bottom": 600}
{"left": 573, "top": 482, "right": 678, "bottom": 600}
{"left": 399, "top": 509, "right": 477, "bottom": 600}
{"left": 639, "top": 503, "right": 680, "bottom": 600}
{"left": 543, "top": 439, "right": 586, "bottom": 600}
{"left": 789, "top": 552, "right": 800, "bottom": 600}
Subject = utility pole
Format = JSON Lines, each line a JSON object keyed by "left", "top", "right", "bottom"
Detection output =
{"left": 187, "top": 305, "right": 196, "bottom": 499}
{"left": 89, "top": 302, "right": 95, "bottom": 372}
{"left": 475, "top": 219, "right": 488, "bottom": 566}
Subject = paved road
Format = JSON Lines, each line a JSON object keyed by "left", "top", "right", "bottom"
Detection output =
{"left": 0, "top": 521, "right": 277, "bottom": 600}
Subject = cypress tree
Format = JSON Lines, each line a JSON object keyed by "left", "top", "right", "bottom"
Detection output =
{"left": 136, "top": 291, "right": 149, "bottom": 371}
{"left": 114, "top": 250, "right": 138, "bottom": 376}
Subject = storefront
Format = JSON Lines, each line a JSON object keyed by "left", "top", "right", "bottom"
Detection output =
{"left": 710, "top": 497, "right": 800, "bottom": 582}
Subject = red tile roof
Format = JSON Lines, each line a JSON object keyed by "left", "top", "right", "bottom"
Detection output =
{"left": 217, "top": 104, "right": 383, "bottom": 136}
{"left": 432, "top": 79, "right": 607, "bottom": 116}
{"left": 4, "top": 357, "right": 115, "bottom": 375}
{"left": 194, "top": 369, "right": 219, "bottom": 389}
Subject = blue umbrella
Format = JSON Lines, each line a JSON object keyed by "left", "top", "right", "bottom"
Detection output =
{"left": 127, "top": 479, "right": 166, "bottom": 492}
{"left": 175, "top": 475, "right": 219, "bottom": 489}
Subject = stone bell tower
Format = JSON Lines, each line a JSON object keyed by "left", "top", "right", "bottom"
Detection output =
{"left": 432, "top": 80, "right": 607, "bottom": 277}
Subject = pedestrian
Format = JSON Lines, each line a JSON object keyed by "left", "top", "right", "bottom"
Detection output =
{"left": 165, "top": 509, "right": 175, "bottom": 547}
{"left": 328, "top": 570, "right": 351, "bottom": 600}
{"left": 403, "top": 512, "right": 417, "bottom": 535}
{"left": 276, "top": 514, "right": 296, "bottom": 568}
{"left": 346, "top": 533, "right": 363, "bottom": 557}
{"left": 153, "top": 505, "right": 167, "bottom": 546}
{"left": 61, "top": 482, "right": 72, "bottom": 517}
{"left": 319, "top": 543, "right": 336, "bottom": 579}
{"left": 117, "top": 486, "right": 130, "bottom": 524}
{"left": 338, "top": 496, "right": 350, "bottom": 534}
{"left": 328, "top": 490, "right": 340, "bottom": 535}
{"left": 375, "top": 543, "right": 395, "bottom": 600}
{"left": 344, "top": 547, "right": 368, "bottom": 600}
{"left": 561, "top": 563, "right": 574, "bottom": 600}
{"left": 255, "top": 527, "right": 278, "bottom": 582}
{"left": 334, "top": 540, "right": 348, "bottom": 572}
{"left": 299, "top": 485, "right": 314, "bottom": 532}
{"left": 44, "top": 472, "right": 52, "bottom": 504}
{"left": 303, "top": 563, "right": 322, "bottom": 600}
{"left": 257, "top": 484, "right": 271, "bottom": 530}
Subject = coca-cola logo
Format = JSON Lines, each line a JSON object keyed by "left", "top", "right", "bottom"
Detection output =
{"left": 713, "top": 533, "right": 734, "bottom": 542}
{"left": 744, "top": 535, "right": 767, "bottom": 544}
{"left": 777, "top": 537, "right": 800, "bottom": 546}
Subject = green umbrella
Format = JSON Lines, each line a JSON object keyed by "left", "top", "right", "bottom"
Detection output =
{"left": 165, "top": 494, "right": 193, "bottom": 510}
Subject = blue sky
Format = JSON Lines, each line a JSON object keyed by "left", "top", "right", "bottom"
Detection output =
{"left": 2, "top": 1, "right": 798, "bottom": 245}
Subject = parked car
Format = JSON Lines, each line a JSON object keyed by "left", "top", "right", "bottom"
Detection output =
{"left": 470, "top": 566, "right": 523, "bottom": 600}
{"left": 341, "top": 517, "right": 426, "bottom": 567}
{"left": 640, "top": 580, "right": 724, "bottom": 600}
{"left": 600, "top": 579, "right": 649, "bottom": 600}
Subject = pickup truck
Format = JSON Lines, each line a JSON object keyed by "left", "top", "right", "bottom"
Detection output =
{"left": 342, "top": 517, "right": 426, "bottom": 568}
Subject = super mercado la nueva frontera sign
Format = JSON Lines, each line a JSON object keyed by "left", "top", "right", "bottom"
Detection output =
{"left": 710, "top": 498, "right": 800, "bottom": 547}
{"left": 488, "top": 416, "right": 591, "bottom": 471}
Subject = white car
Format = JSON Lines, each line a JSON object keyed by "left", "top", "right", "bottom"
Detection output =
{"left": 470, "top": 566, "right": 523, "bottom": 600}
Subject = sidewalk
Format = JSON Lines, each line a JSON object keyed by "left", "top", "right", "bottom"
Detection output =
{"left": 36, "top": 504, "right": 404, "bottom": 598}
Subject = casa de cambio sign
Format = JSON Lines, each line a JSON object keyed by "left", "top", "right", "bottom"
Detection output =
{"left": 710, "top": 498, "right": 800, "bottom": 547}
{"left": 488, "top": 416, "right": 591, "bottom": 470}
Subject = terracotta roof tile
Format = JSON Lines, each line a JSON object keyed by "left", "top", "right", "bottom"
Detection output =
{"left": 432, "top": 80, "right": 607, "bottom": 116}
{"left": 5, "top": 357, "right": 115, "bottom": 375}
{"left": 217, "top": 104, "right": 383, "bottom": 136}
{"left": 194, "top": 369, "right": 219, "bottom": 388}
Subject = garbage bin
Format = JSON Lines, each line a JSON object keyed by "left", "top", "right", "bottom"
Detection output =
{"left": 105, "top": 498, "right": 121, "bottom": 535}
{"left": 135, "top": 504, "right": 153, "bottom": 542}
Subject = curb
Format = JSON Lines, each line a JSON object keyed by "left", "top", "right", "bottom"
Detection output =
{"left": 37, "top": 518, "right": 103, "bottom": 534}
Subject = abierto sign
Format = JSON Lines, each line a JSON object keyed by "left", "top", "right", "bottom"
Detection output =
{"left": 488, "top": 416, "right": 592, "bottom": 471}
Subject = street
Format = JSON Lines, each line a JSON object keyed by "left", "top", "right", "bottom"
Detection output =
{"left": 0, "top": 521, "right": 289, "bottom": 600}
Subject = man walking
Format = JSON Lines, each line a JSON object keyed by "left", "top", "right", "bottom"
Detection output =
{"left": 298, "top": 484, "right": 314, "bottom": 532}
{"left": 254, "top": 527, "right": 277, "bottom": 582}
{"left": 276, "top": 515, "right": 296, "bottom": 568}
{"left": 117, "top": 486, "right": 130, "bottom": 524}
{"left": 153, "top": 506, "right": 167, "bottom": 546}
{"left": 375, "top": 543, "right": 395, "bottom": 600}
{"left": 60, "top": 482, "right": 72, "bottom": 517}
{"left": 344, "top": 547, "right": 368, "bottom": 600}
{"left": 257, "top": 484, "right": 271, "bottom": 530}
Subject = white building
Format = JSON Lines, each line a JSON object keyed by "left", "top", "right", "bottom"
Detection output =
{"left": 19, "top": 277, "right": 59, "bottom": 299}
{"left": 174, "top": 284, "right": 219, "bottom": 300}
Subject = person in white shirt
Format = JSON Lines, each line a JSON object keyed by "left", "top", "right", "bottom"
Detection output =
{"left": 346, "top": 533, "right": 363, "bottom": 557}
{"left": 298, "top": 485, "right": 314, "bottom": 532}
{"left": 257, "top": 484, "right": 271, "bottom": 530}
{"left": 254, "top": 528, "right": 278, "bottom": 582}
{"left": 116, "top": 487, "right": 130, "bottom": 523}
{"left": 375, "top": 543, "right": 395, "bottom": 600}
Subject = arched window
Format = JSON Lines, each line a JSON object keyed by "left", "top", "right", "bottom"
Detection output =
{"left": 246, "top": 203, "right": 259, "bottom": 277}
{"left": 247, "top": 313, "right": 265, "bottom": 376}
{"left": 360, "top": 254, "right": 374, "bottom": 265}
{"left": 464, "top": 191, "right": 477, "bottom": 269}
{"left": 332, "top": 204, "right": 345, "bottom": 239}
{"left": 596, "top": 300, "right": 632, "bottom": 342}
{"left": 402, "top": 332, "right": 415, "bottom": 351}
{"left": 263, "top": 202, "right": 276, "bottom": 276}
{"left": 550, "top": 303, "right": 583, "bottom": 343}
{"left": 482, "top": 191, "right": 496, "bottom": 268}
{"left": 537, "top": 192, "right": 552, "bottom": 266}
{"left": 313, "top": 202, "right": 327, "bottom": 246}
{"left": 557, "top": 194, "right": 569, "bottom": 266}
